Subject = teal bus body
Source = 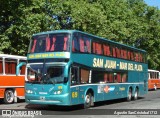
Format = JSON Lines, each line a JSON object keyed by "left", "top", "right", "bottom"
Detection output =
{"left": 25, "top": 30, "right": 148, "bottom": 106}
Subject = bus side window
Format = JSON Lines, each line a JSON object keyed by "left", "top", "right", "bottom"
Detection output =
{"left": 80, "top": 38, "right": 85, "bottom": 52}
{"left": 116, "top": 47, "right": 121, "bottom": 58}
{"left": 117, "top": 73, "right": 121, "bottom": 83}
{"left": 104, "top": 73, "right": 109, "bottom": 83}
{"left": 103, "top": 44, "right": 110, "bottom": 56}
{"left": 92, "top": 42, "right": 102, "bottom": 55}
{"left": 71, "top": 67, "right": 79, "bottom": 85}
{"left": 80, "top": 69, "right": 89, "bottom": 84}
{"left": 72, "top": 36, "right": 80, "bottom": 52}
{"left": 128, "top": 51, "right": 131, "bottom": 60}
{"left": 5, "top": 58, "right": 17, "bottom": 75}
{"left": 131, "top": 51, "right": 134, "bottom": 61}
{"left": 108, "top": 73, "right": 113, "bottom": 83}
{"left": 0, "top": 58, "right": 3, "bottom": 74}
{"left": 112, "top": 47, "right": 116, "bottom": 57}
{"left": 113, "top": 73, "right": 118, "bottom": 83}
{"left": 85, "top": 39, "right": 91, "bottom": 53}
{"left": 122, "top": 73, "right": 127, "bottom": 82}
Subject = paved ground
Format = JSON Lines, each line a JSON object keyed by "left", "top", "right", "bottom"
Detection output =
{"left": 0, "top": 90, "right": 160, "bottom": 118}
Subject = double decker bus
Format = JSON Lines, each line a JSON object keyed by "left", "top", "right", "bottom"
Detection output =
{"left": 148, "top": 69, "right": 160, "bottom": 90}
{"left": 0, "top": 54, "right": 26, "bottom": 104}
{"left": 25, "top": 30, "right": 148, "bottom": 108}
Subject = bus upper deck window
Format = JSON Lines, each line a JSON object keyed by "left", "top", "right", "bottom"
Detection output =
{"left": 128, "top": 51, "right": 131, "bottom": 60}
{"left": 85, "top": 40, "right": 90, "bottom": 53}
{"left": 63, "top": 36, "right": 68, "bottom": 51}
{"left": 50, "top": 37, "right": 56, "bottom": 51}
{"left": 104, "top": 73, "right": 109, "bottom": 83}
{"left": 31, "top": 39, "right": 37, "bottom": 53}
{"left": 116, "top": 47, "right": 120, "bottom": 58}
{"left": 72, "top": 40, "right": 75, "bottom": 52}
{"left": 80, "top": 38, "right": 85, "bottom": 52}
{"left": 103, "top": 44, "right": 110, "bottom": 56}
{"left": 96, "top": 43, "right": 102, "bottom": 54}
{"left": 112, "top": 47, "right": 116, "bottom": 57}
{"left": 92, "top": 42, "right": 96, "bottom": 53}
{"left": 46, "top": 37, "right": 50, "bottom": 51}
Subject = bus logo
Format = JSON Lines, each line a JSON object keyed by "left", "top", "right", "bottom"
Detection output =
{"left": 104, "top": 86, "right": 115, "bottom": 93}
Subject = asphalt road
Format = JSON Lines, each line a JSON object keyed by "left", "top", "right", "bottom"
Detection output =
{"left": 0, "top": 89, "right": 160, "bottom": 118}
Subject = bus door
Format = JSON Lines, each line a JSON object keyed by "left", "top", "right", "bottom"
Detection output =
{"left": 70, "top": 66, "right": 80, "bottom": 105}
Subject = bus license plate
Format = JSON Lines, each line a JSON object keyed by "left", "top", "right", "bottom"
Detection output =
{"left": 40, "top": 96, "right": 45, "bottom": 101}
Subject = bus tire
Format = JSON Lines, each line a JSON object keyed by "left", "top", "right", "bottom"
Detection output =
{"left": 133, "top": 88, "right": 138, "bottom": 100}
{"left": 126, "top": 88, "right": 132, "bottom": 101}
{"left": 4, "top": 90, "right": 14, "bottom": 104}
{"left": 84, "top": 93, "right": 92, "bottom": 108}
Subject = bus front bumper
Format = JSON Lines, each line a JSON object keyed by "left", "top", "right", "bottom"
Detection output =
{"left": 25, "top": 93, "right": 70, "bottom": 105}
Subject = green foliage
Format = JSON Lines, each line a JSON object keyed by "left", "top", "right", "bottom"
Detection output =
{"left": 0, "top": 0, "right": 160, "bottom": 69}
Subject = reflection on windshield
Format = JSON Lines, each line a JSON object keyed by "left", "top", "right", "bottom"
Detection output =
{"left": 27, "top": 64, "right": 65, "bottom": 84}
{"left": 27, "top": 64, "right": 43, "bottom": 83}
{"left": 43, "top": 66, "right": 64, "bottom": 84}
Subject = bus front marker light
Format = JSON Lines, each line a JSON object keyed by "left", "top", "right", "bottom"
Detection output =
{"left": 53, "top": 90, "right": 62, "bottom": 94}
{"left": 26, "top": 90, "right": 33, "bottom": 94}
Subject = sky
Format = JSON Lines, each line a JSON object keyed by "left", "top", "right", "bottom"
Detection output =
{"left": 144, "top": 0, "right": 160, "bottom": 8}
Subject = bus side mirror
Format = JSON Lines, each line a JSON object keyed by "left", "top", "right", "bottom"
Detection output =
{"left": 16, "top": 62, "right": 26, "bottom": 76}
{"left": 64, "top": 77, "right": 68, "bottom": 83}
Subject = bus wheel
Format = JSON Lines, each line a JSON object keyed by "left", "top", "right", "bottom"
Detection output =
{"left": 84, "top": 93, "right": 92, "bottom": 108}
{"left": 126, "top": 88, "right": 132, "bottom": 101}
{"left": 154, "top": 85, "right": 157, "bottom": 91}
{"left": 4, "top": 90, "right": 14, "bottom": 104}
{"left": 133, "top": 88, "right": 138, "bottom": 100}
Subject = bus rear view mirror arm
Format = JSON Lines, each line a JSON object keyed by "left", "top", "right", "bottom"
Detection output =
{"left": 16, "top": 62, "right": 26, "bottom": 76}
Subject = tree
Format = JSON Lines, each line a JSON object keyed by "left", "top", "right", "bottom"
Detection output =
{"left": 0, "top": 0, "right": 160, "bottom": 69}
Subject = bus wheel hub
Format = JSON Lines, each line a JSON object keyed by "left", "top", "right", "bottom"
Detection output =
{"left": 85, "top": 95, "right": 90, "bottom": 103}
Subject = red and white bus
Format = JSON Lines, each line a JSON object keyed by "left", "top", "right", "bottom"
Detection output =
{"left": 0, "top": 54, "right": 26, "bottom": 104}
{"left": 148, "top": 69, "right": 160, "bottom": 90}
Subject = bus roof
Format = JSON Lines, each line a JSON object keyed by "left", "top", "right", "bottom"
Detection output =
{"left": 0, "top": 54, "right": 27, "bottom": 60}
{"left": 33, "top": 30, "right": 146, "bottom": 53}
{"left": 148, "top": 69, "right": 159, "bottom": 72}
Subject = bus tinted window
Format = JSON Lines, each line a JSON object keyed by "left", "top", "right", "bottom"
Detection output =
{"left": 0, "top": 58, "right": 3, "bottom": 74}
{"left": 112, "top": 47, "right": 116, "bottom": 57}
{"left": 121, "top": 49, "right": 127, "bottom": 59}
{"left": 72, "top": 35, "right": 80, "bottom": 52}
{"left": 92, "top": 70, "right": 104, "bottom": 83}
{"left": 131, "top": 51, "right": 134, "bottom": 61}
{"left": 116, "top": 47, "right": 121, "bottom": 58}
{"left": 127, "top": 50, "right": 131, "bottom": 60}
{"left": 72, "top": 33, "right": 91, "bottom": 53}
{"left": 122, "top": 73, "right": 127, "bottom": 82}
{"left": 142, "top": 53, "right": 146, "bottom": 63}
{"left": 114, "top": 72, "right": 128, "bottom": 83}
{"left": 83, "top": 36, "right": 91, "bottom": 53}
{"left": 103, "top": 44, "right": 111, "bottom": 56}
{"left": 113, "top": 73, "right": 121, "bottom": 83}
{"left": 5, "top": 58, "right": 17, "bottom": 74}
{"left": 92, "top": 41, "right": 102, "bottom": 55}
{"left": 29, "top": 33, "right": 70, "bottom": 53}
{"left": 92, "top": 71, "right": 115, "bottom": 83}
{"left": 135, "top": 52, "right": 139, "bottom": 62}
{"left": 71, "top": 66, "right": 79, "bottom": 85}
{"left": 80, "top": 69, "right": 89, "bottom": 84}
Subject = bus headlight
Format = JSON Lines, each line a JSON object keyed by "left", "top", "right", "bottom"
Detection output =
{"left": 53, "top": 90, "right": 62, "bottom": 94}
{"left": 26, "top": 90, "right": 33, "bottom": 94}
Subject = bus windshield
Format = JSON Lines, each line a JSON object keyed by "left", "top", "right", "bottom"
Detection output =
{"left": 27, "top": 64, "right": 65, "bottom": 84}
{"left": 28, "top": 33, "right": 70, "bottom": 53}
